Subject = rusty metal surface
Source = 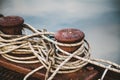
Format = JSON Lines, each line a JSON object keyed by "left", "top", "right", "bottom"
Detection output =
{"left": 0, "top": 16, "right": 24, "bottom": 35}
{"left": 0, "top": 66, "right": 40, "bottom": 80}
{"left": 0, "top": 55, "right": 99, "bottom": 80}
{"left": 0, "top": 55, "right": 120, "bottom": 80}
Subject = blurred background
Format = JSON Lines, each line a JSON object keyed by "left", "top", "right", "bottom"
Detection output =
{"left": 0, "top": 0, "right": 120, "bottom": 64}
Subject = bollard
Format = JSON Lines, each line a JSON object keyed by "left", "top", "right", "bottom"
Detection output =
{"left": 54, "top": 28, "right": 85, "bottom": 53}
{"left": 0, "top": 16, "right": 24, "bottom": 35}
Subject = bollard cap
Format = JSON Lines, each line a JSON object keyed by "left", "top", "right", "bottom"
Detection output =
{"left": 0, "top": 16, "right": 24, "bottom": 27}
{"left": 54, "top": 28, "right": 85, "bottom": 43}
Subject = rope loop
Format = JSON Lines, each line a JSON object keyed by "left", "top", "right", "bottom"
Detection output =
{"left": 0, "top": 23, "right": 120, "bottom": 80}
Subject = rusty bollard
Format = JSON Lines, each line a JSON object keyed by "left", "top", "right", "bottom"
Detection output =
{"left": 54, "top": 28, "right": 98, "bottom": 80}
{"left": 54, "top": 28, "right": 85, "bottom": 53}
{"left": 0, "top": 16, "right": 24, "bottom": 35}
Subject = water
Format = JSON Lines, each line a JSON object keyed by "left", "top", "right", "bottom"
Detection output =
{"left": 0, "top": 0, "right": 120, "bottom": 64}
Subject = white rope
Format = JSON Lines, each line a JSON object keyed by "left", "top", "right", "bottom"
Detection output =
{"left": 99, "top": 65, "right": 112, "bottom": 80}
{"left": 23, "top": 66, "right": 44, "bottom": 80}
{"left": 0, "top": 23, "right": 119, "bottom": 80}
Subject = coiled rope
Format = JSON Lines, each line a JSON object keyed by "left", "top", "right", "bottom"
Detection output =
{"left": 0, "top": 23, "right": 120, "bottom": 80}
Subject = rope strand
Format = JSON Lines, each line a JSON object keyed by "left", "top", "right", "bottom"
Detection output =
{"left": 0, "top": 23, "right": 119, "bottom": 80}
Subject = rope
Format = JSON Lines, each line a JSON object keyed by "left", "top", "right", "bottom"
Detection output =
{"left": 0, "top": 23, "right": 119, "bottom": 80}
{"left": 99, "top": 65, "right": 112, "bottom": 80}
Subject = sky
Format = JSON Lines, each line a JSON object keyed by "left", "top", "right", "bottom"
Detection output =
{"left": 0, "top": 0, "right": 120, "bottom": 64}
